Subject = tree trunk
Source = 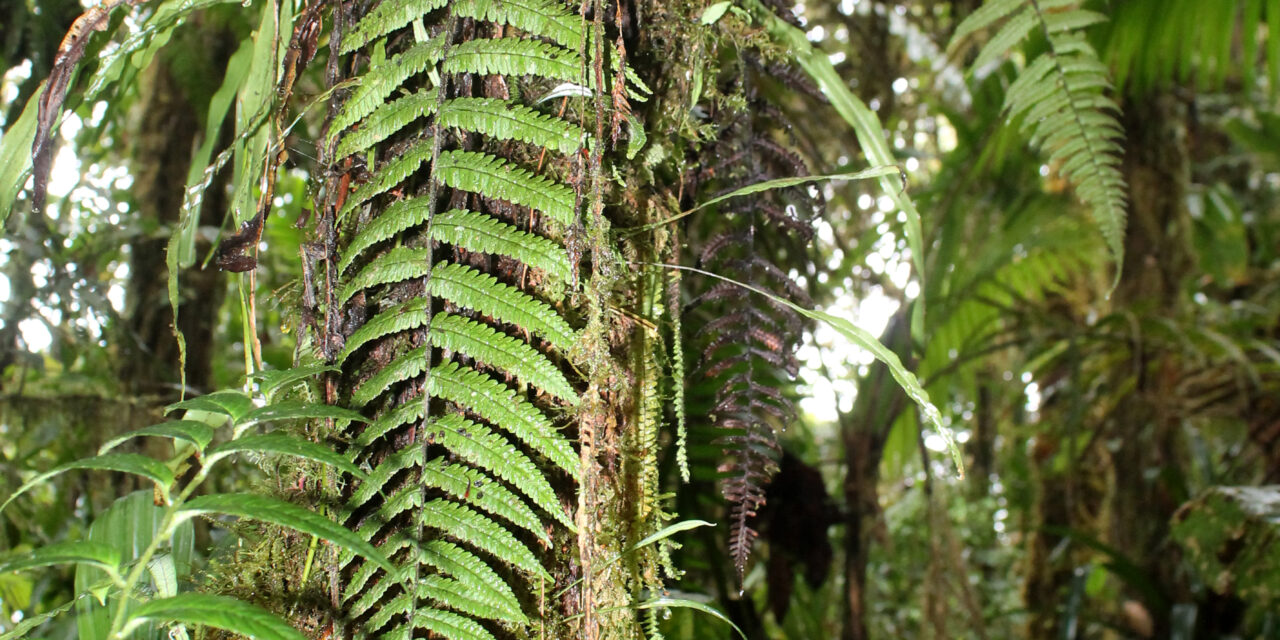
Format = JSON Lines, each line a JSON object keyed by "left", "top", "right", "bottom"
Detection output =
{"left": 841, "top": 309, "right": 910, "bottom": 640}
{"left": 1104, "top": 90, "right": 1195, "bottom": 636}
{"left": 118, "top": 24, "right": 235, "bottom": 396}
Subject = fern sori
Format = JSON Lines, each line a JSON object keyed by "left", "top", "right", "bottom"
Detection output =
{"left": 949, "top": 0, "right": 1128, "bottom": 273}
{"left": 321, "top": 1, "right": 617, "bottom": 637}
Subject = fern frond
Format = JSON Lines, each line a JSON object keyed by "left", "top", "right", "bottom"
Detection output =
{"left": 340, "top": 0, "right": 448, "bottom": 54}
{"left": 449, "top": 0, "right": 583, "bottom": 49}
{"left": 429, "top": 362, "right": 579, "bottom": 480}
{"left": 339, "top": 246, "right": 431, "bottom": 305}
{"left": 338, "top": 299, "right": 431, "bottom": 364}
{"left": 443, "top": 38, "right": 582, "bottom": 84}
{"left": 351, "top": 345, "right": 430, "bottom": 408}
{"left": 430, "top": 312, "right": 579, "bottom": 404}
{"left": 435, "top": 150, "right": 576, "bottom": 226}
{"left": 339, "top": 199, "right": 433, "bottom": 273}
{"left": 428, "top": 261, "right": 577, "bottom": 352}
{"left": 419, "top": 499, "right": 548, "bottom": 578}
{"left": 419, "top": 539, "right": 526, "bottom": 621}
{"left": 339, "top": 304, "right": 576, "bottom": 404}
{"left": 419, "top": 458, "right": 546, "bottom": 541}
{"left": 431, "top": 208, "right": 572, "bottom": 281}
{"left": 418, "top": 574, "right": 527, "bottom": 625}
{"left": 438, "top": 98, "right": 585, "bottom": 155}
{"left": 433, "top": 414, "right": 573, "bottom": 529}
{"left": 336, "top": 89, "right": 441, "bottom": 159}
{"left": 949, "top": 0, "right": 1127, "bottom": 271}
{"left": 339, "top": 141, "right": 433, "bottom": 221}
{"left": 413, "top": 607, "right": 499, "bottom": 640}
{"left": 331, "top": 40, "right": 447, "bottom": 138}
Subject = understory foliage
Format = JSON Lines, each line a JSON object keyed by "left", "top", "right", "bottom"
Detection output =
{"left": 12, "top": 0, "right": 1280, "bottom": 639}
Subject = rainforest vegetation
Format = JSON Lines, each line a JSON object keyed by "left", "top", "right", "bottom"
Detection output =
{"left": 0, "top": 0, "right": 1277, "bottom": 638}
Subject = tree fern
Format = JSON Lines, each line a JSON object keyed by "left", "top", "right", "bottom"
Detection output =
{"left": 949, "top": 0, "right": 1128, "bottom": 273}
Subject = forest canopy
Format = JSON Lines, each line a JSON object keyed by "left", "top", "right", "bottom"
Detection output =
{"left": 0, "top": 0, "right": 1277, "bottom": 639}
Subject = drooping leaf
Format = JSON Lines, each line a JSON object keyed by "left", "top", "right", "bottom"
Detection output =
{"left": 206, "top": 434, "right": 368, "bottom": 479}
{"left": 126, "top": 594, "right": 305, "bottom": 640}
{"left": 177, "top": 494, "right": 394, "bottom": 572}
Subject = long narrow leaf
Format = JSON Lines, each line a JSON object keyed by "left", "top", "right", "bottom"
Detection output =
{"left": 125, "top": 594, "right": 304, "bottom": 640}
{"left": 1, "top": 455, "right": 176, "bottom": 513}
{"left": 206, "top": 434, "right": 368, "bottom": 479}
{"left": 177, "top": 494, "right": 394, "bottom": 572}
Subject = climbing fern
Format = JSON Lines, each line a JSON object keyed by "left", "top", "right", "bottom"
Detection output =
{"left": 320, "top": 0, "right": 647, "bottom": 637}
{"left": 948, "top": 0, "right": 1128, "bottom": 272}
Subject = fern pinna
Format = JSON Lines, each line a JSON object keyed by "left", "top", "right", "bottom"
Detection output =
{"left": 315, "top": 1, "right": 644, "bottom": 638}
{"left": 948, "top": 0, "right": 1128, "bottom": 272}
{"left": 685, "top": 98, "right": 819, "bottom": 581}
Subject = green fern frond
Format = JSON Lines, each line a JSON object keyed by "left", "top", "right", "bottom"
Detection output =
{"left": 949, "top": 0, "right": 1127, "bottom": 274}
{"left": 343, "top": 537, "right": 411, "bottom": 601}
{"left": 430, "top": 312, "right": 579, "bottom": 404}
{"left": 428, "top": 262, "right": 577, "bottom": 352}
{"left": 339, "top": 304, "right": 576, "bottom": 404}
{"left": 413, "top": 607, "right": 499, "bottom": 640}
{"left": 339, "top": 199, "right": 432, "bottom": 274}
{"left": 346, "top": 447, "right": 418, "bottom": 511}
{"left": 339, "top": 247, "right": 430, "bottom": 304}
{"left": 419, "top": 458, "right": 546, "bottom": 541}
{"left": 449, "top": 0, "right": 583, "bottom": 49}
{"left": 340, "top": 0, "right": 448, "bottom": 54}
{"left": 339, "top": 141, "right": 433, "bottom": 221}
{"left": 433, "top": 414, "right": 573, "bottom": 529}
{"left": 351, "top": 345, "right": 429, "bottom": 408}
{"left": 418, "top": 574, "right": 527, "bottom": 625}
{"left": 443, "top": 38, "right": 582, "bottom": 84}
{"left": 419, "top": 499, "right": 549, "bottom": 578}
{"left": 429, "top": 362, "right": 579, "bottom": 479}
{"left": 355, "top": 589, "right": 409, "bottom": 632}
{"left": 331, "top": 39, "right": 447, "bottom": 138}
{"left": 439, "top": 98, "right": 585, "bottom": 155}
{"left": 336, "top": 89, "right": 441, "bottom": 159}
{"left": 435, "top": 150, "right": 576, "bottom": 226}
{"left": 431, "top": 208, "right": 573, "bottom": 281}
{"left": 419, "top": 539, "right": 526, "bottom": 620}
{"left": 668, "top": 270, "right": 689, "bottom": 482}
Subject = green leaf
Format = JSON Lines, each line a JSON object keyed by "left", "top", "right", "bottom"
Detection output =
{"left": 656, "top": 262, "right": 962, "bottom": 475}
{"left": 99, "top": 420, "right": 216, "bottom": 454}
{"left": 0, "top": 85, "right": 40, "bottom": 226}
{"left": 686, "top": 167, "right": 901, "bottom": 216}
{"left": 165, "top": 390, "right": 253, "bottom": 421}
{"left": 701, "top": 1, "right": 733, "bottom": 25}
{"left": 418, "top": 499, "right": 548, "bottom": 578}
{"left": 76, "top": 491, "right": 195, "bottom": 640}
{"left": 435, "top": 150, "right": 576, "bottom": 226}
{"left": 1, "top": 455, "right": 176, "bottom": 513}
{"left": 249, "top": 364, "right": 339, "bottom": 400}
{"left": 449, "top": 0, "right": 584, "bottom": 49}
{"left": 437, "top": 97, "right": 585, "bottom": 156}
{"left": 126, "top": 594, "right": 304, "bottom": 640}
{"left": 237, "top": 400, "right": 368, "bottom": 428}
{"left": 177, "top": 494, "right": 394, "bottom": 572}
{"left": 206, "top": 434, "right": 368, "bottom": 479}
{"left": 430, "top": 208, "right": 573, "bottom": 281}
{"left": 0, "top": 542, "right": 122, "bottom": 578}
{"left": 637, "top": 596, "right": 746, "bottom": 640}
{"left": 443, "top": 38, "right": 583, "bottom": 85}
{"left": 0, "top": 597, "right": 78, "bottom": 640}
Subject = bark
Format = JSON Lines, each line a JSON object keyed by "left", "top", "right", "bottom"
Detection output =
{"left": 1104, "top": 91, "right": 1195, "bottom": 636}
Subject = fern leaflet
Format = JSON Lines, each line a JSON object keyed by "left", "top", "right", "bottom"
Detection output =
{"left": 949, "top": 0, "right": 1127, "bottom": 272}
